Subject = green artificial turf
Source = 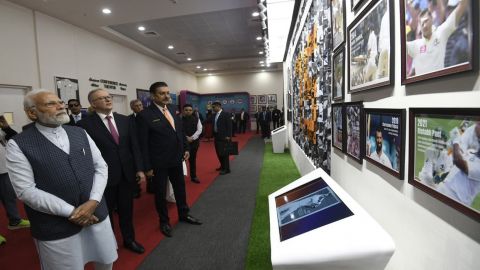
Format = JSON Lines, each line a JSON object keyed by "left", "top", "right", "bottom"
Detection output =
{"left": 245, "top": 143, "right": 301, "bottom": 270}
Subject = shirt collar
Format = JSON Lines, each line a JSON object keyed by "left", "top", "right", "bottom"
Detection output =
{"left": 35, "top": 122, "right": 64, "bottom": 134}
{"left": 96, "top": 111, "right": 113, "bottom": 119}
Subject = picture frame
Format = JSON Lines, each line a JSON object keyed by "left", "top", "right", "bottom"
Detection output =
{"left": 332, "top": 0, "right": 346, "bottom": 51}
{"left": 400, "top": 0, "right": 476, "bottom": 85}
{"left": 250, "top": 95, "right": 257, "bottom": 105}
{"left": 268, "top": 94, "right": 277, "bottom": 105}
{"left": 344, "top": 101, "right": 364, "bottom": 163}
{"left": 347, "top": 0, "right": 394, "bottom": 93}
{"left": 136, "top": 88, "right": 151, "bottom": 108}
{"left": 408, "top": 108, "right": 480, "bottom": 221}
{"left": 258, "top": 95, "right": 267, "bottom": 104}
{"left": 351, "top": 0, "right": 364, "bottom": 11}
{"left": 332, "top": 47, "right": 345, "bottom": 101}
{"left": 55, "top": 76, "right": 79, "bottom": 104}
{"left": 332, "top": 103, "right": 345, "bottom": 151}
{"left": 364, "top": 108, "right": 406, "bottom": 179}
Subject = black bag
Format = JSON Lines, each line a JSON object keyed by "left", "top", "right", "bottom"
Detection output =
{"left": 225, "top": 141, "right": 239, "bottom": 155}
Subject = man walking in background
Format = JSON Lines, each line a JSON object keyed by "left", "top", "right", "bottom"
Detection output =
{"left": 212, "top": 102, "right": 232, "bottom": 175}
{"left": 66, "top": 98, "right": 87, "bottom": 126}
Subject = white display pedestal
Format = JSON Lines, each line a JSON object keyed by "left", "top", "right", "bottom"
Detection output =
{"left": 268, "top": 168, "right": 395, "bottom": 270}
{"left": 271, "top": 126, "right": 286, "bottom": 153}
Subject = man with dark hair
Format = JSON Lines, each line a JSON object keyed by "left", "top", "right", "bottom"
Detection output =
{"left": 238, "top": 108, "right": 249, "bottom": 133}
{"left": 78, "top": 88, "right": 146, "bottom": 254}
{"left": 182, "top": 104, "right": 202, "bottom": 183}
{"left": 137, "top": 81, "right": 201, "bottom": 238}
{"left": 66, "top": 99, "right": 87, "bottom": 126}
{"left": 272, "top": 106, "right": 281, "bottom": 129}
{"left": 259, "top": 106, "right": 271, "bottom": 139}
{"left": 212, "top": 101, "right": 232, "bottom": 175}
{"left": 369, "top": 128, "right": 392, "bottom": 169}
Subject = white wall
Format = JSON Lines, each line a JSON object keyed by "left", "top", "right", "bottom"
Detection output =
{"left": 286, "top": 1, "right": 480, "bottom": 270}
{"left": 196, "top": 71, "right": 284, "bottom": 107}
{"left": 0, "top": 1, "right": 197, "bottom": 110}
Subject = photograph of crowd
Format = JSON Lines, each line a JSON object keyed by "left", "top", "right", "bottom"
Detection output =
{"left": 345, "top": 102, "right": 363, "bottom": 163}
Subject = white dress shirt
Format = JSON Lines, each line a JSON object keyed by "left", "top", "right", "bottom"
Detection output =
{"left": 190, "top": 119, "right": 203, "bottom": 140}
{"left": 96, "top": 112, "right": 118, "bottom": 133}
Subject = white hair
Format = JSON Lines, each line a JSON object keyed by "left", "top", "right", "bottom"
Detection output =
{"left": 23, "top": 89, "right": 54, "bottom": 110}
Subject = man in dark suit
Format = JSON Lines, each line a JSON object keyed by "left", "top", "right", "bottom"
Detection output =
{"left": 77, "top": 89, "right": 146, "bottom": 254}
{"left": 259, "top": 106, "right": 272, "bottom": 139}
{"left": 66, "top": 99, "right": 87, "bottom": 126}
{"left": 272, "top": 106, "right": 281, "bottom": 129}
{"left": 182, "top": 104, "right": 202, "bottom": 183}
{"left": 129, "top": 99, "right": 145, "bottom": 197}
{"left": 136, "top": 82, "right": 201, "bottom": 238}
{"left": 212, "top": 102, "right": 232, "bottom": 175}
{"left": 238, "top": 108, "right": 249, "bottom": 133}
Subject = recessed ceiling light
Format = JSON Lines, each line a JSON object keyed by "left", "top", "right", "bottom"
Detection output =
{"left": 196, "top": 66, "right": 201, "bottom": 69}
{"left": 252, "top": 12, "right": 260, "bottom": 17}
{"left": 168, "top": 45, "right": 174, "bottom": 49}
{"left": 203, "top": 68, "right": 208, "bottom": 71}
{"left": 138, "top": 26, "right": 145, "bottom": 31}
{"left": 187, "top": 58, "right": 192, "bottom": 61}
{"left": 259, "top": 61, "right": 264, "bottom": 64}
{"left": 102, "top": 8, "right": 111, "bottom": 14}
{"left": 259, "top": 51, "right": 264, "bottom": 55}
{"left": 256, "top": 36, "right": 262, "bottom": 40}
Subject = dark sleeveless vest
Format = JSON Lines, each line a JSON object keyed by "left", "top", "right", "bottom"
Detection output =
{"left": 13, "top": 125, "right": 108, "bottom": 241}
{"left": 182, "top": 116, "right": 199, "bottom": 140}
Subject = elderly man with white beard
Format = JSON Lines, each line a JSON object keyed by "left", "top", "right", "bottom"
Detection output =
{"left": 5, "top": 89, "right": 117, "bottom": 270}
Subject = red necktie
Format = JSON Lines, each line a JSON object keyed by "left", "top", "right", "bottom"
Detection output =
{"left": 106, "top": 115, "right": 119, "bottom": 144}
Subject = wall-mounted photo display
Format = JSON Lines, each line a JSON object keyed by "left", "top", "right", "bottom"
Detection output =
{"left": 55, "top": 76, "right": 79, "bottom": 104}
{"left": 258, "top": 95, "right": 267, "bottom": 104}
{"left": 345, "top": 101, "right": 364, "bottom": 163}
{"left": 400, "top": 0, "right": 475, "bottom": 84}
{"left": 409, "top": 108, "right": 480, "bottom": 221}
{"left": 250, "top": 95, "right": 257, "bottom": 105}
{"left": 347, "top": 0, "right": 394, "bottom": 93}
{"left": 268, "top": 94, "right": 277, "bottom": 104}
{"left": 136, "top": 89, "right": 151, "bottom": 108}
{"left": 365, "top": 108, "right": 406, "bottom": 179}
{"left": 332, "top": 47, "right": 345, "bottom": 101}
{"left": 332, "top": 103, "right": 345, "bottom": 151}
{"left": 250, "top": 105, "right": 257, "bottom": 114}
{"left": 332, "top": 0, "right": 346, "bottom": 51}
{"left": 351, "top": 0, "right": 364, "bottom": 11}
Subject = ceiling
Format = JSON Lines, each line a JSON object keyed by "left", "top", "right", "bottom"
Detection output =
{"left": 8, "top": 0, "right": 282, "bottom": 75}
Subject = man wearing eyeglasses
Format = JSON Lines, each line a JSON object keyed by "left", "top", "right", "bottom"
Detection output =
{"left": 66, "top": 99, "right": 87, "bottom": 126}
{"left": 6, "top": 89, "right": 117, "bottom": 269}
{"left": 77, "top": 88, "right": 146, "bottom": 254}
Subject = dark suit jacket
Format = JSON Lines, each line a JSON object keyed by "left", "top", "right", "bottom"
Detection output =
{"left": 136, "top": 104, "right": 189, "bottom": 171}
{"left": 66, "top": 112, "right": 88, "bottom": 126}
{"left": 238, "top": 111, "right": 249, "bottom": 122}
{"left": 259, "top": 111, "right": 271, "bottom": 123}
{"left": 213, "top": 110, "right": 232, "bottom": 140}
{"left": 77, "top": 112, "right": 144, "bottom": 186}
{"left": 1, "top": 126, "right": 18, "bottom": 141}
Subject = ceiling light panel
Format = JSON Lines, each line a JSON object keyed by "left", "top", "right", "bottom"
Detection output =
{"left": 266, "top": 0, "right": 295, "bottom": 62}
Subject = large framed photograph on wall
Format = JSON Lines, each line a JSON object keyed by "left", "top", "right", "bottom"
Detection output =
{"left": 332, "top": 47, "right": 345, "bottom": 101}
{"left": 347, "top": 0, "right": 394, "bottom": 93}
{"left": 332, "top": 103, "right": 345, "bottom": 151}
{"left": 136, "top": 89, "right": 151, "bottom": 108}
{"left": 258, "top": 95, "right": 267, "bottom": 105}
{"left": 345, "top": 101, "right": 364, "bottom": 163}
{"left": 409, "top": 108, "right": 480, "bottom": 221}
{"left": 351, "top": 0, "right": 364, "bottom": 11}
{"left": 331, "top": 0, "right": 346, "bottom": 51}
{"left": 365, "top": 108, "right": 406, "bottom": 179}
{"left": 55, "top": 76, "right": 79, "bottom": 104}
{"left": 400, "top": 0, "right": 475, "bottom": 84}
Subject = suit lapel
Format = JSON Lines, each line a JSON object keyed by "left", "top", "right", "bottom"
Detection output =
{"left": 149, "top": 104, "right": 175, "bottom": 131}
{"left": 94, "top": 113, "right": 117, "bottom": 145}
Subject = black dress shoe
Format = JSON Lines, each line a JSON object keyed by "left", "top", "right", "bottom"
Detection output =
{"left": 179, "top": 215, "right": 202, "bottom": 225}
{"left": 191, "top": 177, "right": 200, "bottom": 183}
{"left": 219, "top": 170, "right": 230, "bottom": 175}
{"left": 124, "top": 240, "right": 145, "bottom": 254}
{"left": 160, "top": 224, "right": 172, "bottom": 237}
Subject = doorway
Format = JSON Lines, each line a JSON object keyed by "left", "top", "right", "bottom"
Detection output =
{"left": 0, "top": 85, "right": 31, "bottom": 131}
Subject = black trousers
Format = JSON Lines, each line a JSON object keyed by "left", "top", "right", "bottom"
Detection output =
{"left": 239, "top": 120, "right": 247, "bottom": 133}
{"left": 104, "top": 179, "right": 135, "bottom": 243}
{"left": 153, "top": 164, "right": 189, "bottom": 225}
{"left": 260, "top": 121, "right": 271, "bottom": 138}
{"left": 272, "top": 119, "right": 280, "bottom": 129}
{"left": 256, "top": 120, "right": 260, "bottom": 134}
{"left": 188, "top": 140, "right": 200, "bottom": 178}
{"left": 214, "top": 138, "right": 230, "bottom": 171}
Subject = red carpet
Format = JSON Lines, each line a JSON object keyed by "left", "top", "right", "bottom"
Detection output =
{"left": 0, "top": 131, "right": 256, "bottom": 269}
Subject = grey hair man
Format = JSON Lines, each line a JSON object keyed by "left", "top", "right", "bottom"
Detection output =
{"left": 6, "top": 89, "right": 117, "bottom": 270}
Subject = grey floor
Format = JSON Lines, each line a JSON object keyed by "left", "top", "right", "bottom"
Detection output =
{"left": 138, "top": 137, "right": 265, "bottom": 270}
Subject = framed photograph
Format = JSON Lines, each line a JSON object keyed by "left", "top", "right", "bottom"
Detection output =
{"left": 345, "top": 102, "right": 364, "bottom": 163}
{"left": 258, "top": 95, "right": 267, "bottom": 104}
{"left": 332, "top": 47, "right": 345, "bottom": 101}
{"left": 347, "top": 0, "right": 394, "bottom": 93}
{"left": 400, "top": 0, "right": 475, "bottom": 84}
{"left": 268, "top": 94, "right": 277, "bottom": 104}
{"left": 365, "top": 108, "right": 406, "bottom": 179}
{"left": 250, "top": 95, "right": 257, "bottom": 105}
{"left": 409, "top": 108, "right": 480, "bottom": 221}
{"left": 332, "top": 103, "right": 345, "bottom": 151}
{"left": 55, "top": 76, "right": 79, "bottom": 104}
{"left": 332, "top": 0, "right": 346, "bottom": 50}
{"left": 136, "top": 88, "right": 151, "bottom": 108}
{"left": 351, "top": 0, "right": 364, "bottom": 11}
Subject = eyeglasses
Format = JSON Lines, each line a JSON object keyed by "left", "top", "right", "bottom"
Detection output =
{"left": 31, "top": 100, "right": 66, "bottom": 109}
{"left": 94, "top": 95, "right": 113, "bottom": 102}
{"left": 68, "top": 103, "right": 80, "bottom": 107}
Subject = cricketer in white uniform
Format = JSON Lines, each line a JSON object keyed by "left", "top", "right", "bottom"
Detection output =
{"left": 369, "top": 129, "right": 392, "bottom": 169}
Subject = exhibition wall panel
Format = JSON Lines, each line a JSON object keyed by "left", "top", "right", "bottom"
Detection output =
{"left": 285, "top": 0, "right": 480, "bottom": 270}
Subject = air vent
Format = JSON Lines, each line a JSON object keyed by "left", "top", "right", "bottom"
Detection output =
{"left": 176, "top": 52, "right": 186, "bottom": 55}
{"left": 143, "top": 31, "right": 159, "bottom": 37}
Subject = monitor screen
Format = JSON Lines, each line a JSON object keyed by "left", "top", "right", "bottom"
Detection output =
{"left": 275, "top": 177, "right": 354, "bottom": 241}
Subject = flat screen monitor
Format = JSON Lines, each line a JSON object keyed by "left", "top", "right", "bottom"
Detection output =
{"left": 275, "top": 177, "right": 354, "bottom": 241}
